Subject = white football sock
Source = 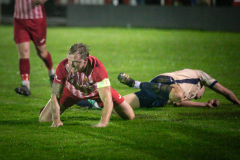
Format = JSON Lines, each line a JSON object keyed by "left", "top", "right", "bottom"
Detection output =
{"left": 22, "top": 80, "right": 30, "bottom": 89}
{"left": 133, "top": 81, "right": 141, "bottom": 89}
{"left": 48, "top": 68, "right": 55, "bottom": 76}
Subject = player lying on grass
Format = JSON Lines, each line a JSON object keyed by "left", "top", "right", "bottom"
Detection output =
{"left": 118, "top": 69, "right": 240, "bottom": 108}
{"left": 39, "top": 43, "right": 135, "bottom": 127}
{"left": 77, "top": 71, "right": 184, "bottom": 109}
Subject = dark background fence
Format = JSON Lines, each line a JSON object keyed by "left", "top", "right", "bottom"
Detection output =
{"left": 67, "top": 5, "right": 240, "bottom": 32}
{"left": 1, "top": 0, "right": 240, "bottom": 32}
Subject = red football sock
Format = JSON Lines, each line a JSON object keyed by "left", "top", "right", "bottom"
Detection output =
{"left": 19, "top": 58, "right": 30, "bottom": 81}
{"left": 42, "top": 52, "right": 53, "bottom": 70}
{"left": 21, "top": 74, "right": 29, "bottom": 81}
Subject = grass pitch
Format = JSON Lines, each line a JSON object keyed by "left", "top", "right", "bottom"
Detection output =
{"left": 0, "top": 26, "right": 240, "bottom": 160}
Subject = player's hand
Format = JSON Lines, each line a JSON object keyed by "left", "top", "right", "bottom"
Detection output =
{"left": 92, "top": 123, "right": 107, "bottom": 128}
{"left": 207, "top": 99, "right": 219, "bottom": 108}
{"left": 51, "top": 121, "right": 63, "bottom": 127}
{"left": 173, "top": 102, "right": 182, "bottom": 107}
{"left": 213, "top": 99, "right": 220, "bottom": 107}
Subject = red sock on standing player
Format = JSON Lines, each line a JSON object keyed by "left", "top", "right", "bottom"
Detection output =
{"left": 42, "top": 52, "right": 54, "bottom": 76}
{"left": 19, "top": 58, "right": 30, "bottom": 89}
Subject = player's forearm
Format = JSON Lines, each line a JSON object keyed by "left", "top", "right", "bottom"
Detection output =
{"left": 175, "top": 101, "right": 208, "bottom": 107}
{"left": 224, "top": 91, "right": 240, "bottom": 105}
{"left": 212, "top": 83, "right": 240, "bottom": 105}
{"left": 50, "top": 95, "right": 61, "bottom": 122}
{"left": 95, "top": 86, "right": 113, "bottom": 127}
{"left": 50, "top": 82, "right": 64, "bottom": 126}
{"left": 99, "top": 100, "right": 113, "bottom": 126}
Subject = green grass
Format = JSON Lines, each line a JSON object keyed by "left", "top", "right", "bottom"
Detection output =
{"left": 0, "top": 25, "right": 240, "bottom": 160}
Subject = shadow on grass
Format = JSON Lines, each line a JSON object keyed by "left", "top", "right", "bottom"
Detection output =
{"left": 178, "top": 109, "right": 240, "bottom": 121}
{"left": 0, "top": 118, "right": 38, "bottom": 126}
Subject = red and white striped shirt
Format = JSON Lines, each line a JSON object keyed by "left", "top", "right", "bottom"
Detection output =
{"left": 14, "top": 0, "right": 46, "bottom": 19}
{"left": 54, "top": 56, "right": 109, "bottom": 99}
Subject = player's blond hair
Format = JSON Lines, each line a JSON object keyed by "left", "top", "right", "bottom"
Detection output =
{"left": 68, "top": 43, "right": 89, "bottom": 59}
{"left": 169, "top": 84, "right": 183, "bottom": 103}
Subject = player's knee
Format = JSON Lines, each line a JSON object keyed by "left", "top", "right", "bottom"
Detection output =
{"left": 123, "top": 114, "right": 135, "bottom": 120}
{"left": 38, "top": 106, "right": 51, "bottom": 122}
{"left": 38, "top": 116, "right": 46, "bottom": 122}
{"left": 39, "top": 115, "right": 52, "bottom": 123}
{"left": 128, "top": 114, "right": 135, "bottom": 120}
{"left": 19, "top": 50, "right": 30, "bottom": 58}
{"left": 37, "top": 49, "right": 48, "bottom": 59}
{"left": 40, "top": 52, "right": 48, "bottom": 59}
{"left": 38, "top": 117, "right": 44, "bottom": 122}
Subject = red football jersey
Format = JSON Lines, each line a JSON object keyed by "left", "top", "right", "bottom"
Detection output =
{"left": 14, "top": 0, "right": 46, "bottom": 19}
{"left": 54, "top": 55, "right": 109, "bottom": 99}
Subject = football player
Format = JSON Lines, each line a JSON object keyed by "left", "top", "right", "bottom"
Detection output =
{"left": 39, "top": 43, "right": 135, "bottom": 127}
{"left": 118, "top": 69, "right": 240, "bottom": 108}
{"left": 14, "top": 0, "right": 55, "bottom": 96}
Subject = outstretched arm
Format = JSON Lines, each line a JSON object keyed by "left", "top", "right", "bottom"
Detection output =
{"left": 211, "top": 83, "right": 240, "bottom": 105}
{"left": 93, "top": 86, "right": 113, "bottom": 127}
{"left": 50, "top": 82, "right": 64, "bottom": 127}
{"left": 174, "top": 99, "right": 219, "bottom": 108}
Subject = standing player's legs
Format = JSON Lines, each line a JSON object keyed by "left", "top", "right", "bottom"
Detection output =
{"left": 31, "top": 18, "right": 55, "bottom": 86}
{"left": 16, "top": 42, "right": 31, "bottom": 90}
{"left": 35, "top": 44, "right": 55, "bottom": 86}
{"left": 14, "top": 18, "right": 32, "bottom": 96}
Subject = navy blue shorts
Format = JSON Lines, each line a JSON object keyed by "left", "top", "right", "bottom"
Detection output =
{"left": 134, "top": 75, "right": 175, "bottom": 108}
{"left": 135, "top": 90, "right": 168, "bottom": 108}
